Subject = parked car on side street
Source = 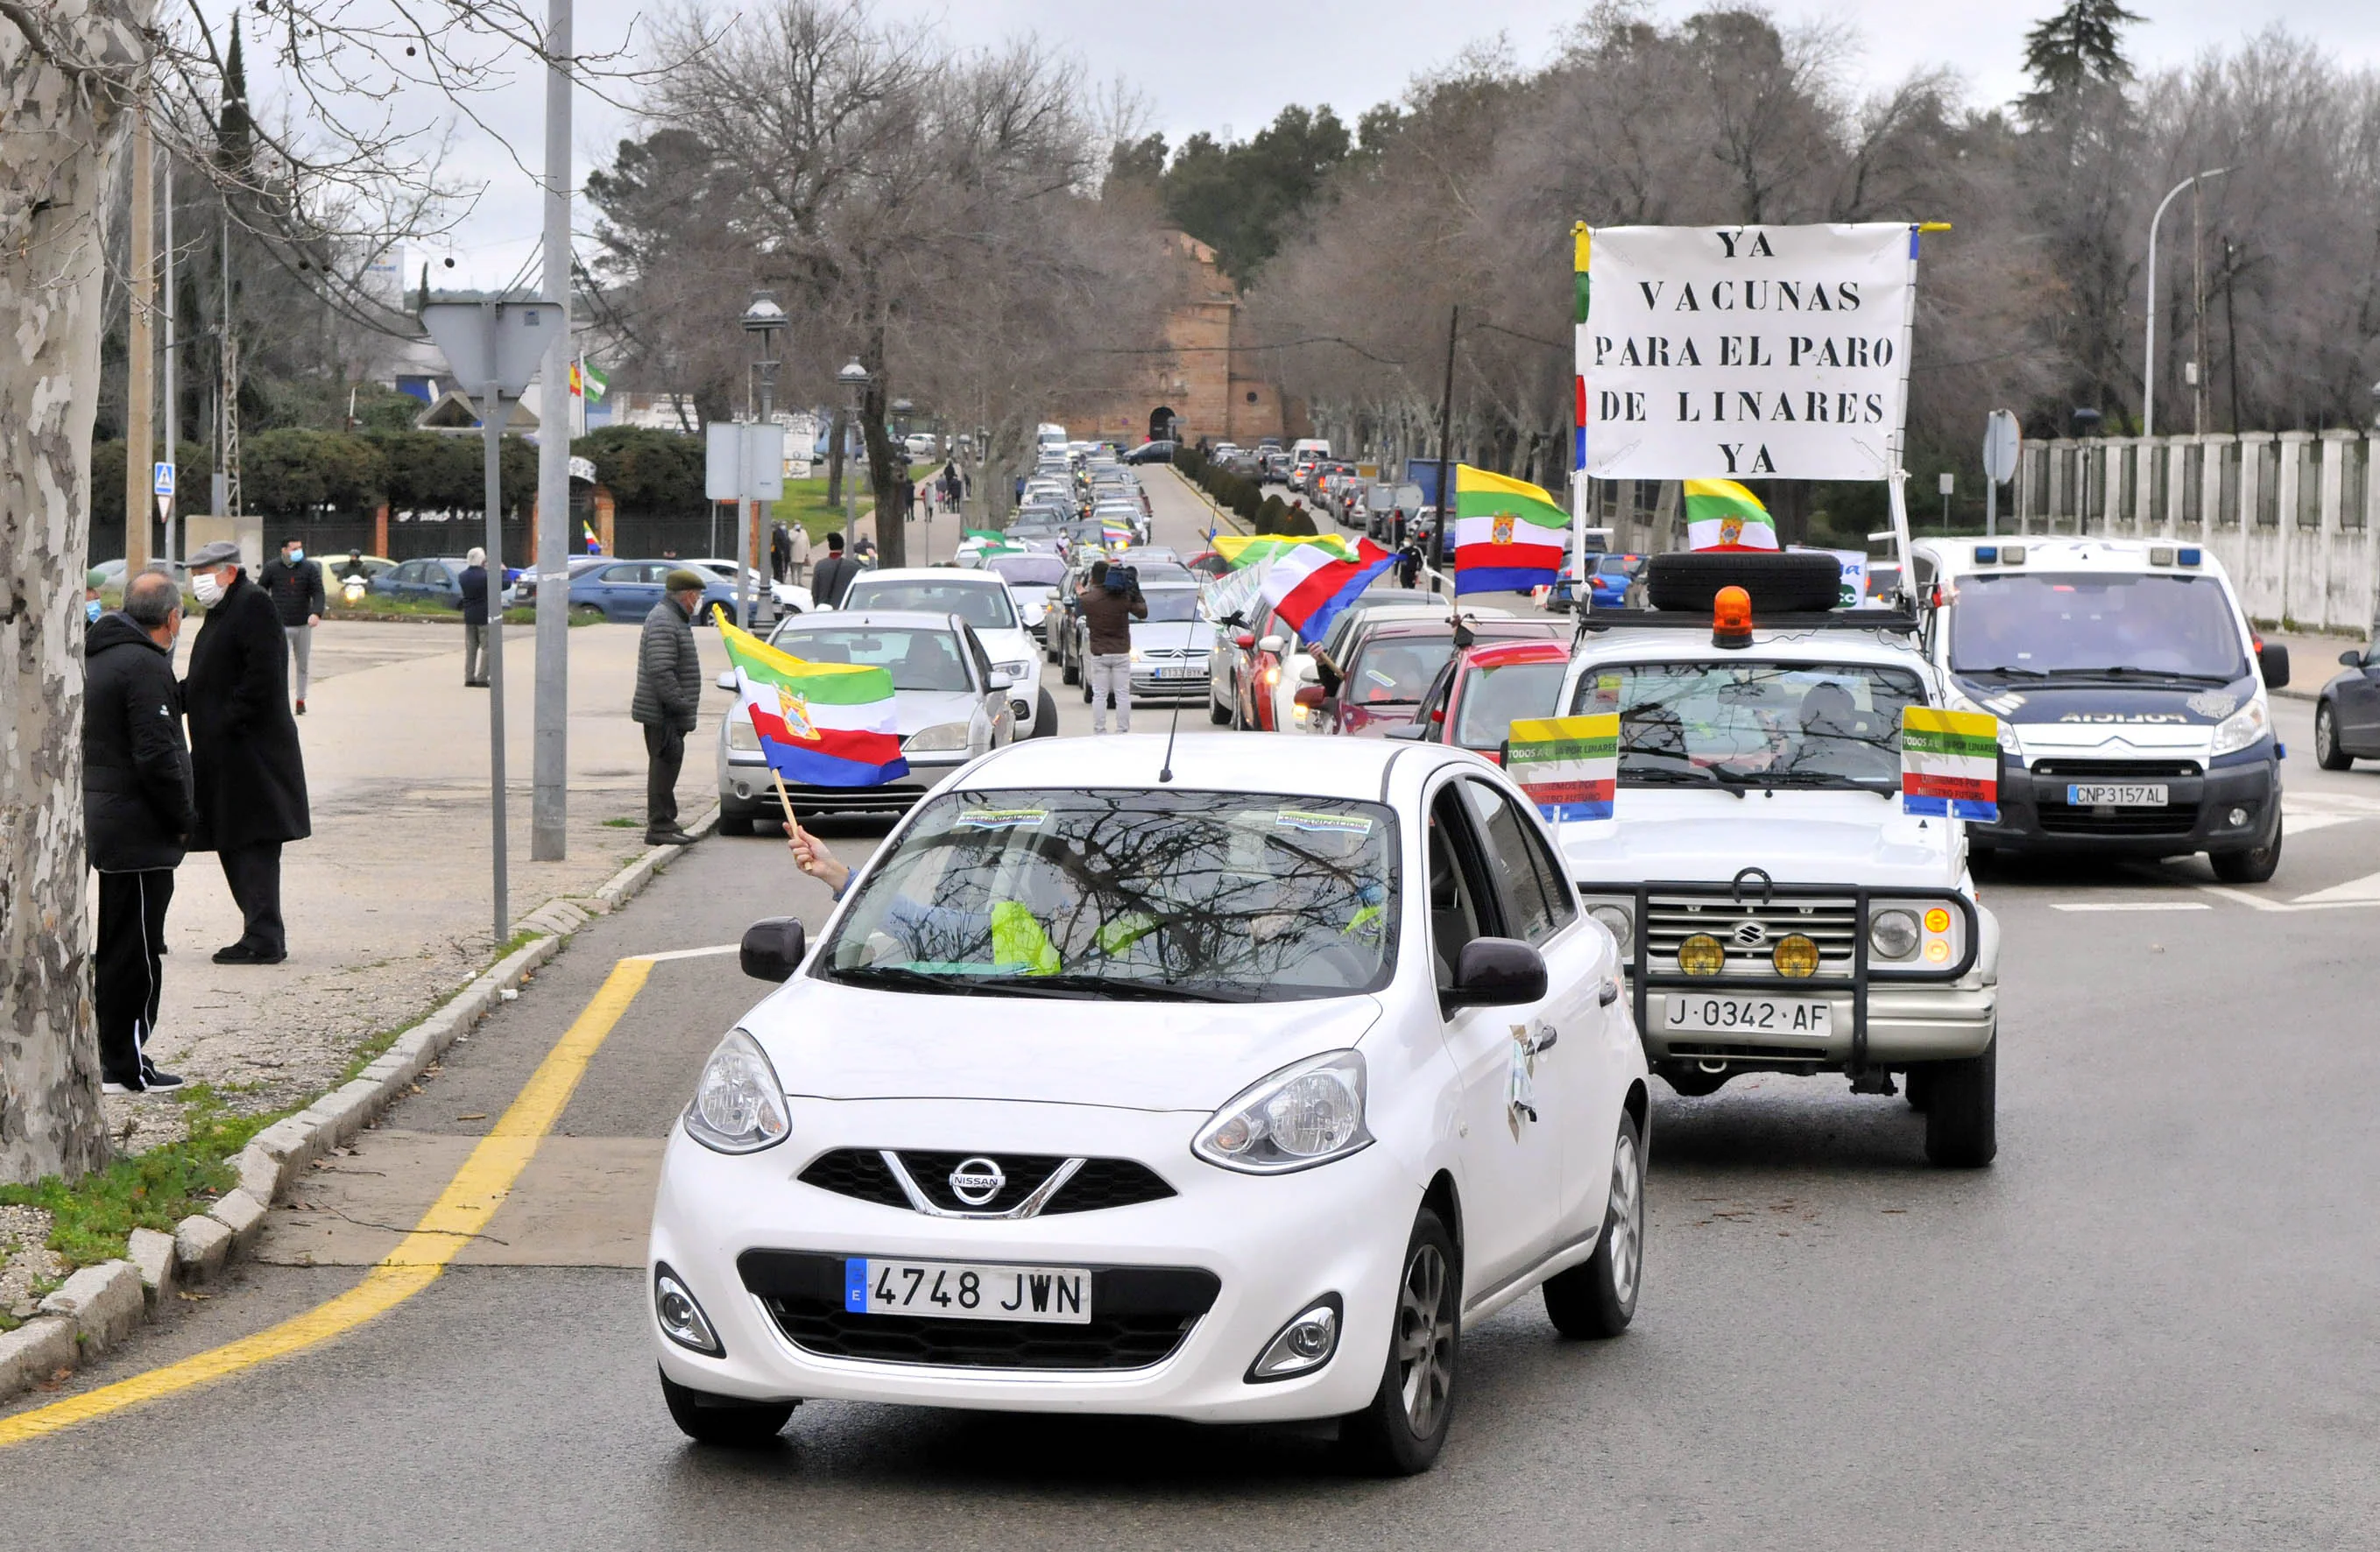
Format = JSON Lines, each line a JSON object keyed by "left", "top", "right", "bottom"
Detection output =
{"left": 2314, "top": 640, "right": 2380, "bottom": 768}
{"left": 653, "top": 734, "right": 1651, "bottom": 1474}
{"left": 1123, "top": 440, "right": 1176, "bottom": 465}
{"left": 568, "top": 559, "right": 756, "bottom": 627}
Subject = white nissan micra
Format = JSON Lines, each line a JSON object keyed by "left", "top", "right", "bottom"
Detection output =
{"left": 647, "top": 735, "right": 1649, "bottom": 1474}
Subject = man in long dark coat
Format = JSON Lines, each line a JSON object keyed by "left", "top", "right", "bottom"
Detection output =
{"left": 183, "top": 540, "right": 311, "bottom": 964}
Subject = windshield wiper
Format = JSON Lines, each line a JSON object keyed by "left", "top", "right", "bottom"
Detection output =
{"left": 829, "top": 964, "right": 994, "bottom": 996}
{"left": 1734, "top": 769, "right": 1898, "bottom": 794}
{"left": 1619, "top": 758, "right": 1747, "bottom": 800}
{"left": 969, "top": 973, "right": 1258, "bottom": 1004}
{"left": 1959, "top": 665, "right": 2049, "bottom": 679}
{"left": 2045, "top": 667, "right": 2233, "bottom": 685}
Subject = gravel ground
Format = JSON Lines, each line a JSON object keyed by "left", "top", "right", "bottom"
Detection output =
{"left": 0, "top": 1206, "right": 66, "bottom": 1325}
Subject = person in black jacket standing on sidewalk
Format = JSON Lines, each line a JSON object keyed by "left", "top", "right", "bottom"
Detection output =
{"left": 85, "top": 571, "right": 197, "bottom": 1092}
{"left": 632, "top": 569, "right": 707, "bottom": 845}
{"left": 257, "top": 536, "right": 326, "bottom": 714}
{"left": 184, "top": 540, "right": 311, "bottom": 964}
{"left": 458, "top": 546, "right": 491, "bottom": 686}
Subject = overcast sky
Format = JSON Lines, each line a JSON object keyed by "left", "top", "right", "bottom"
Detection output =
{"left": 234, "top": 0, "right": 2380, "bottom": 288}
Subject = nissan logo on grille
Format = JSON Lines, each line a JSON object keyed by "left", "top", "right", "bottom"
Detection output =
{"left": 949, "top": 1158, "right": 1006, "bottom": 1206}
{"left": 1732, "top": 921, "right": 1769, "bottom": 948}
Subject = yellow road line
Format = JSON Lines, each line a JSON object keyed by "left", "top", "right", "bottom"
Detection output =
{"left": 0, "top": 955, "right": 657, "bottom": 1449}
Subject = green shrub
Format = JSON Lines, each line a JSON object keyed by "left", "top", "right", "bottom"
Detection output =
{"left": 573, "top": 426, "right": 706, "bottom": 516}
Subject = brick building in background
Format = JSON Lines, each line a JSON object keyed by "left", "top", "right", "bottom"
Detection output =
{"left": 1065, "top": 230, "right": 1305, "bottom": 448}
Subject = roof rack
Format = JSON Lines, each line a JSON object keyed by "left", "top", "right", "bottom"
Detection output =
{"left": 1573, "top": 603, "right": 1921, "bottom": 637}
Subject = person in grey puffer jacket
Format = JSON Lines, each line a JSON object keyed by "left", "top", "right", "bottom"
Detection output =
{"left": 632, "top": 568, "right": 708, "bottom": 844}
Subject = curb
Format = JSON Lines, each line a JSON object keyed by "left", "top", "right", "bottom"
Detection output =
{"left": 0, "top": 806, "right": 719, "bottom": 1405}
{"left": 1162, "top": 464, "right": 1251, "bottom": 536}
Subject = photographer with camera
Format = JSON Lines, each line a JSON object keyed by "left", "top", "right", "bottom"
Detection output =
{"left": 1077, "top": 558, "right": 1148, "bottom": 734}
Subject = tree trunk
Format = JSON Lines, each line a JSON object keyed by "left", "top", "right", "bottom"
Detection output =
{"left": 824, "top": 406, "right": 846, "bottom": 509}
{"left": 860, "top": 319, "right": 905, "bottom": 571}
{"left": 3, "top": 1, "right": 151, "bottom": 1184}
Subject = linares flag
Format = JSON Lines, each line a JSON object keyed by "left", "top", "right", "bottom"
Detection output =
{"left": 1453, "top": 465, "right": 1568, "bottom": 595}
{"left": 1900, "top": 706, "right": 1999, "bottom": 821}
{"left": 1684, "top": 478, "right": 1777, "bottom": 551}
{"left": 714, "top": 608, "right": 910, "bottom": 787}
{"left": 1505, "top": 715, "right": 1621, "bottom": 822}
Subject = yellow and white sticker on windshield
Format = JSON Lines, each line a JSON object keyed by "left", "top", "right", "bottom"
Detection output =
{"left": 1275, "top": 810, "right": 1374, "bottom": 836}
{"left": 957, "top": 808, "right": 1048, "bottom": 830}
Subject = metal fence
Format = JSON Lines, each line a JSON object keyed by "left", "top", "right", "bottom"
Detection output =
{"left": 2014, "top": 430, "right": 2378, "bottom": 632}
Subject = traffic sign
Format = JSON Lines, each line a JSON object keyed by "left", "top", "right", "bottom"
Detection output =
{"left": 153, "top": 461, "right": 176, "bottom": 497}
{"left": 156, "top": 493, "right": 173, "bottom": 522}
{"left": 1982, "top": 411, "right": 2021, "bottom": 485}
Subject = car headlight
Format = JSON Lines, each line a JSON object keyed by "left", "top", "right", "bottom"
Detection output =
{"left": 1584, "top": 899, "right": 1634, "bottom": 953}
{"left": 724, "top": 711, "right": 760, "bottom": 752}
{"left": 2210, "top": 697, "right": 2269, "bottom": 757}
{"left": 1869, "top": 907, "right": 1921, "bottom": 960}
{"left": 682, "top": 1029, "right": 789, "bottom": 1154}
{"left": 995, "top": 660, "right": 1030, "bottom": 681}
{"left": 903, "top": 721, "right": 972, "bottom": 752}
{"left": 1193, "top": 1049, "right": 1371, "bottom": 1175}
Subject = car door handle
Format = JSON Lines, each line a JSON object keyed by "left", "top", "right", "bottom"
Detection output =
{"left": 1528, "top": 1021, "right": 1557, "bottom": 1053}
{"left": 1598, "top": 977, "right": 1621, "bottom": 1007}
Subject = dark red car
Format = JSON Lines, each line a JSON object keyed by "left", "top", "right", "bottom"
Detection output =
{"left": 1303, "top": 618, "right": 1564, "bottom": 738}
{"left": 1402, "top": 638, "right": 1574, "bottom": 761}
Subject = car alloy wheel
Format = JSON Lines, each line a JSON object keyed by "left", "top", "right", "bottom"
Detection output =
{"left": 2314, "top": 703, "right": 2353, "bottom": 771}
{"left": 1543, "top": 1110, "right": 1645, "bottom": 1337}
{"left": 1395, "top": 1240, "right": 1456, "bottom": 1437}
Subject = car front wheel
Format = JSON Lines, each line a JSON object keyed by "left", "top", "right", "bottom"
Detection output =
{"left": 1923, "top": 1037, "right": 1997, "bottom": 1168}
{"left": 2314, "top": 702, "right": 2354, "bottom": 770}
{"left": 1339, "top": 1206, "right": 1459, "bottom": 1476}
{"left": 1543, "top": 1109, "right": 1644, "bottom": 1338}
{"left": 659, "top": 1369, "right": 796, "bottom": 1447}
{"left": 2209, "top": 804, "right": 2283, "bottom": 885}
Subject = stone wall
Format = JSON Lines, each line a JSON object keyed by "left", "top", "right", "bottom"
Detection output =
{"left": 1063, "top": 230, "right": 1301, "bottom": 448}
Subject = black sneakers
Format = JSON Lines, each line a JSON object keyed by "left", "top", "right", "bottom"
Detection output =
{"left": 213, "top": 942, "right": 289, "bottom": 965}
{"left": 645, "top": 829, "right": 697, "bottom": 847}
{"left": 102, "top": 1062, "right": 187, "bottom": 1096}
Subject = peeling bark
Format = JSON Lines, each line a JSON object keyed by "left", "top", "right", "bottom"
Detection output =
{"left": 3, "top": 0, "right": 152, "bottom": 1184}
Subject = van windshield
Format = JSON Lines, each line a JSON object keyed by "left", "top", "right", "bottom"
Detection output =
{"left": 1950, "top": 573, "right": 2246, "bottom": 682}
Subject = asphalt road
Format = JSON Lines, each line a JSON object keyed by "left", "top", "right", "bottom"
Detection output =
{"left": 8, "top": 471, "right": 2378, "bottom": 1550}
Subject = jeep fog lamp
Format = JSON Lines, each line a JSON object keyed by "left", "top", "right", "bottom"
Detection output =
{"left": 1771, "top": 933, "right": 1819, "bottom": 978}
{"left": 1870, "top": 909, "right": 1920, "bottom": 960}
{"left": 1677, "top": 933, "right": 1725, "bottom": 976}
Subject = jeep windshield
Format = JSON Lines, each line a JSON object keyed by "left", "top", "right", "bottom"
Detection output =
{"left": 819, "top": 790, "right": 1397, "bottom": 1000}
{"left": 1571, "top": 660, "right": 1926, "bottom": 792}
{"left": 1950, "top": 572, "right": 2247, "bottom": 682}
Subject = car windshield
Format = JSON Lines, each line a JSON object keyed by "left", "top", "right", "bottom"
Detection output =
{"left": 987, "top": 555, "right": 1064, "bottom": 587}
{"left": 767, "top": 625, "right": 971, "bottom": 693}
{"left": 1346, "top": 638, "right": 1456, "bottom": 704}
{"left": 1136, "top": 587, "right": 1203, "bottom": 623}
{"left": 842, "top": 579, "right": 1017, "bottom": 631}
{"left": 1455, "top": 660, "right": 1568, "bottom": 748}
{"left": 820, "top": 789, "right": 1397, "bottom": 1001}
{"left": 1572, "top": 660, "right": 1927, "bottom": 791}
{"left": 1949, "top": 572, "right": 2247, "bottom": 681}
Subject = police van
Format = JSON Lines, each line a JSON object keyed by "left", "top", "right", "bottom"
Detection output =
{"left": 1910, "top": 537, "right": 2290, "bottom": 882}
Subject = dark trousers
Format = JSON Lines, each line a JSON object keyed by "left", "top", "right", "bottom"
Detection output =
{"left": 645, "top": 722, "right": 686, "bottom": 834}
{"left": 219, "top": 842, "right": 286, "bottom": 954}
{"left": 95, "top": 869, "right": 174, "bottom": 1083}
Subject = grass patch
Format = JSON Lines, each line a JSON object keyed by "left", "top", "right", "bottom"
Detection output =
{"left": 0, "top": 1087, "right": 292, "bottom": 1271}
{"left": 772, "top": 463, "right": 940, "bottom": 543}
{"left": 328, "top": 596, "right": 604, "bottom": 627}
{"left": 601, "top": 816, "right": 641, "bottom": 828}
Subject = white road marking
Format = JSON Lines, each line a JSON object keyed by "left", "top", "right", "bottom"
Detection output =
{"left": 2290, "top": 870, "right": 2380, "bottom": 906}
{"left": 2196, "top": 884, "right": 2380, "bottom": 913}
{"left": 633, "top": 943, "right": 743, "bottom": 963}
{"left": 2049, "top": 901, "right": 2213, "bottom": 913}
{"left": 2282, "top": 814, "right": 2363, "bottom": 837}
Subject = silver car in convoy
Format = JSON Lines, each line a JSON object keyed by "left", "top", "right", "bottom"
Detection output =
{"left": 1070, "top": 579, "right": 1211, "bottom": 705}
{"left": 715, "top": 610, "right": 1015, "bottom": 829}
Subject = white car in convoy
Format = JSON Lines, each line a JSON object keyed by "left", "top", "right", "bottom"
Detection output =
{"left": 1552, "top": 552, "right": 2002, "bottom": 1166}
{"left": 648, "top": 736, "right": 1650, "bottom": 1473}
{"left": 835, "top": 568, "right": 1056, "bottom": 739}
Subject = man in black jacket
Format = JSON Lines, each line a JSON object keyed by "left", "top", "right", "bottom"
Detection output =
{"left": 809, "top": 532, "right": 858, "bottom": 610}
{"left": 458, "top": 546, "right": 490, "bottom": 686}
{"left": 257, "top": 535, "right": 326, "bottom": 714}
{"left": 632, "top": 569, "right": 707, "bottom": 845}
{"left": 86, "top": 571, "right": 197, "bottom": 1092}
{"left": 184, "top": 540, "right": 312, "bottom": 963}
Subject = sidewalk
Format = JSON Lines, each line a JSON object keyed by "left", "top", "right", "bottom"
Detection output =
{"left": 2264, "top": 625, "right": 2369, "bottom": 702}
{"left": 101, "top": 617, "right": 731, "bottom": 1153}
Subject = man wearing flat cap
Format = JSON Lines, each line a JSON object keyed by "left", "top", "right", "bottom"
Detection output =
{"left": 182, "top": 540, "right": 310, "bottom": 963}
{"left": 632, "top": 568, "right": 709, "bottom": 846}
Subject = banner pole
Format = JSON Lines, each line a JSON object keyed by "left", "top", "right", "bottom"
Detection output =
{"left": 1886, "top": 223, "right": 1948, "bottom": 583}
{"left": 1571, "top": 222, "right": 1591, "bottom": 603}
{"left": 772, "top": 771, "right": 803, "bottom": 838}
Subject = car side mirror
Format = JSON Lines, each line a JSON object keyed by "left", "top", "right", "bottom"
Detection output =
{"left": 987, "top": 671, "right": 1014, "bottom": 691}
{"left": 2341, "top": 648, "right": 2363, "bottom": 668}
{"left": 2257, "top": 641, "right": 2290, "bottom": 690}
{"left": 1257, "top": 634, "right": 1284, "bottom": 655}
{"left": 1443, "top": 936, "right": 1547, "bottom": 1011}
{"left": 1234, "top": 631, "right": 1256, "bottom": 651}
{"left": 716, "top": 669, "right": 738, "bottom": 692}
{"left": 740, "top": 916, "right": 807, "bottom": 983}
{"left": 1293, "top": 684, "right": 1326, "bottom": 709}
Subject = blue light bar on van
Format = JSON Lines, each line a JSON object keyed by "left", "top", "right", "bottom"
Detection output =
{"left": 1974, "top": 545, "right": 1997, "bottom": 564}
{"left": 2177, "top": 547, "right": 2202, "bottom": 567}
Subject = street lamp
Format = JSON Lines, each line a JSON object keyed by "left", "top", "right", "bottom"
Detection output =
{"left": 838, "top": 358, "right": 871, "bottom": 538}
{"left": 738, "top": 290, "right": 787, "bottom": 624}
{"left": 2143, "top": 167, "right": 2227, "bottom": 440}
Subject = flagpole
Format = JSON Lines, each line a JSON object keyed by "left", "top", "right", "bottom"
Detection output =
{"left": 1571, "top": 222, "right": 1591, "bottom": 606}
{"left": 772, "top": 772, "right": 804, "bottom": 839}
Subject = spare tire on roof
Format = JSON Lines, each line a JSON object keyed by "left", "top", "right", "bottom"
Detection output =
{"left": 1644, "top": 550, "right": 1844, "bottom": 614}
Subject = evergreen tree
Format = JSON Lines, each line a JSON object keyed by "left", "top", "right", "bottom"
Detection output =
{"left": 217, "top": 12, "right": 252, "bottom": 174}
{"left": 2017, "top": 0, "right": 2143, "bottom": 123}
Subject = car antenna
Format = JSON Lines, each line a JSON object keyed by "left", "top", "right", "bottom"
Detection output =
{"left": 1157, "top": 695, "right": 1184, "bottom": 783}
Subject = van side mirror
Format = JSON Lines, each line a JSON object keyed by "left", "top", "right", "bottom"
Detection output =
{"left": 740, "top": 917, "right": 808, "bottom": 983}
{"left": 1442, "top": 936, "right": 1547, "bottom": 1012}
{"left": 2257, "top": 641, "right": 2290, "bottom": 690}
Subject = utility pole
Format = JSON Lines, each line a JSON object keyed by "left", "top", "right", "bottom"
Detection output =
{"left": 2191, "top": 181, "right": 2208, "bottom": 437}
{"left": 530, "top": 0, "right": 573, "bottom": 863}
{"left": 2222, "top": 238, "right": 2242, "bottom": 434}
{"left": 1431, "top": 305, "right": 1458, "bottom": 593}
{"left": 124, "top": 91, "right": 154, "bottom": 573}
{"left": 161, "top": 151, "right": 177, "bottom": 568}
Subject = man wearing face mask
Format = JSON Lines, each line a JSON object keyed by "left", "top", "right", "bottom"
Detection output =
{"left": 257, "top": 535, "right": 326, "bottom": 713}
{"left": 183, "top": 540, "right": 311, "bottom": 965}
{"left": 85, "top": 570, "right": 197, "bottom": 1091}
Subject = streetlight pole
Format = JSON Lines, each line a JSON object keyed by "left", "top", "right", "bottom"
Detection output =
{"left": 838, "top": 360, "right": 870, "bottom": 542}
{"left": 530, "top": 0, "right": 573, "bottom": 863}
{"left": 2143, "top": 167, "right": 2227, "bottom": 440}
{"left": 740, "top": 291, "right": 787, "bottom": 627}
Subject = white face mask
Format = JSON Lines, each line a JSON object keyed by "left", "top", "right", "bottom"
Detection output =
{"left": 192, "top": 571, "right": 226, "bottom": 607}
